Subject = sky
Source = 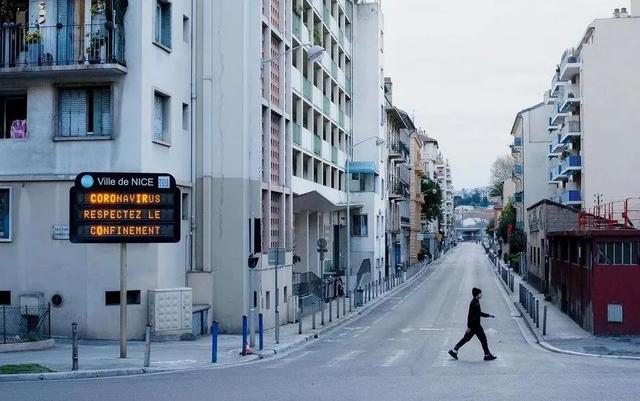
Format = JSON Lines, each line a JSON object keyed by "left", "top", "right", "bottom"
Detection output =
{"left": 382, "top": 0, "right": 626, "bottom": 189}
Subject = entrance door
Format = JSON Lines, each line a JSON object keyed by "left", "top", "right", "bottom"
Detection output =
{"left": 57, "top": 0, "right": 86, "bottom": 64}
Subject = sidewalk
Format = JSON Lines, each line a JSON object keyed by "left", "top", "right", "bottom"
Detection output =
{"left": 489, "top": 257, "right": 640, "bottom": 360}
{"left": 0, "top": 260, "right": 436, "bottom": 381}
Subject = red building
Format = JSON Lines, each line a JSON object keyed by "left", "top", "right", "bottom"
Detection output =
{"left": 548, "top": 230, "right": 640, "bottom": 335}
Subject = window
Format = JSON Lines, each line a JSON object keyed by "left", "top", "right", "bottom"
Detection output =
{"left": 153, "top": 91, "right": 170, "bottom": 143}
{"left": 253, "top": 291, "right": 258, "bottom": 308}
{"left": 182, "top": 103, "right": 189, "bottom": 130}
{"left": 155, "top": 0, "right": 172, "bottom": 49}
{"left": 266, "top": 291, "right": 271, "bottom": 309}
{"left": 597, "top": 241, "right": 640, "bottom": 265}
{"left": 352, "top": 214, "right": 368, "bottom": 236}
{"left": 0, "top": 188, "right": 11, "bottom": 241}
{"left": 59, "top": 87, "right": 112, "bottom": 137}
{"left": 380, "top": 104, "right": 384, "bottom": 126}
{"left": 284, "top": 286, "right": 288, "bottom": 303}
{"left": 181, "top": 193, "right": 189, "bottom": 220}
{"left": 105, "top": 290, "right": 141, "bottom": 306}
{"left": 0, "top": 291, "right": 10, "bottom": 305}
{"left": 183, "top": 15, "right": 190, "bottom": 43}
{"left": 0, "top": 95, "right": 27, "bottom": 139}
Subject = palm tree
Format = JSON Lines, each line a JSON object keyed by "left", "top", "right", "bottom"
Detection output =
{"left": 489, "top": 181, "right": 504, "bottom": 198}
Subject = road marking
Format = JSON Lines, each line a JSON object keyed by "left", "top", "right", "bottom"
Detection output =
{"left": 372, "top": 317, "right": 383, "bottom": 324}
{"left": 265, "top": 350, "right": 314, "bottom": 368}
{"left": 324, "top": 350, "right": 364, "bottom": 367}
{"left": 352, "top": 326, "right": 370, "bottom": 338}
{"left": 381, "top": 349, "right": 407, "bottom": 367}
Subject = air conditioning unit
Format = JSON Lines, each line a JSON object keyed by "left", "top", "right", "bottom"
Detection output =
{"left": 148, "top": 288, "right": 193, "bottom": 337}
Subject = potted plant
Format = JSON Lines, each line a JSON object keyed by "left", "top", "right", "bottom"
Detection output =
{"left": 25, "top": 29, "right": 42, "bottom": 66}
{"left": 86, "top": 33, "right": 106, "bottom": 64}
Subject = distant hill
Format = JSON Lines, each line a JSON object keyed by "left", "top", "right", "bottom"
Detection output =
{"left": 454, "top": 187, "right": 490, "bottom": 208}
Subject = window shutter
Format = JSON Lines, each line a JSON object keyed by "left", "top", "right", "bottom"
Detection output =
{"left": 161, "top": 3, "right": 172, "bottom": 47}
{"left": 59, "top": 89, "right": 87, "bottom": 137}
{"left": 93, "top": 89, "right": 112, "bottom": 136}
{"left": 153, "top": 94, "right": 164, "bottom": 141}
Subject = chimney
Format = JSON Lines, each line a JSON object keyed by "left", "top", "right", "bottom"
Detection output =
{"left": 613, "top": 8, "right": 620, "bottom": 18}
{"left": 620, "top": 7, "right": 629, "bottom": 17}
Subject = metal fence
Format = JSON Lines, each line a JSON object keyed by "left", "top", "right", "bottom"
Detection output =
{"left": 1, "top": 304, "right": 51, "bottom": 344}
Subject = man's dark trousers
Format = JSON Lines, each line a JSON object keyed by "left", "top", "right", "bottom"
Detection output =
{"left": 454, "top": 326, "right": 490, "bottom": 355}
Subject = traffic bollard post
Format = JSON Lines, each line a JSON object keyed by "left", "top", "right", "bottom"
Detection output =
{"left": 536, "top": 300, "right": 540, "bottom": 328}
{"left": 342, "top": 294, "right": 346, "bottom": 315}
{"left": 258, "top": 314, "right": 264, "bottom": 351}
{"left": 275, "top": 310, "right": 280, "bottom": 344}
{"left": 543, "top": 305, "right": 548, "bottom": 336}
{"left": 144, "top": 324, "right": 152, "bottom": 368}
{"left": 242, "top": 315, "right": 248, "bottom": 355}
{"left": 312, "top": 304, "right": 317, "bottom": 330}
{"left": 72, "top": 322, "right": 79, "bottom": 371}
{"left": 211, "top": 321, "right": 219, "bottom": 363}
{"left": 321, "top": 301, "right": 325, "bottom": 325}
{"left": 349, "top": 291, "right": 353, "bottom": 313}
{"left": 298, "top": 306, "right": 303, "bottom": 334}
{"left": 329, "top": 299, "right": 333, "bottom": 322}
{"left": 336, "top": 296, "right": 340, "bottom": 319}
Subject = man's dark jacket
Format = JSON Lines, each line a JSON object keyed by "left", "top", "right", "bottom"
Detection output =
{"left": 467, "top": 299, "right": 490, "bottom": 329}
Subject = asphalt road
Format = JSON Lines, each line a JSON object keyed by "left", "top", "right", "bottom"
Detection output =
{"left": 5, "top": 243, "right": 640, "bottom": 401}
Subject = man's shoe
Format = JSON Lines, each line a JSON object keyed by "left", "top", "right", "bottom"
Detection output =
{"left": 448, "top": 350, "right": 458, "bottom": 360}
{"left": 484, "top": 354, "right": 497, "bottom": 361}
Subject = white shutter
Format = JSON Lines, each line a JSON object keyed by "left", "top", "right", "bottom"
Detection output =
{"left": 93, "top": 89, "right": 112, "bottom": 136}
{"left": 153, "top": 94, "right": 164, "bottom": 141}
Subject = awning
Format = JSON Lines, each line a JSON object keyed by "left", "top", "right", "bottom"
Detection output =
{"left": 293, "top": 191, "right": 363, "bottom": 213}
{"left": 347, "top": 161, "right": 378, "bottom": 175}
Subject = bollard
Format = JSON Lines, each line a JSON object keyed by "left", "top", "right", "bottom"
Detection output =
{"left": 536, "top": 300, "right": 540, "bottom": 328}
{"left": 71, "top": 322, "right": 79, "bottom": 371}
{"left": 543, "top": 305, "right": 548, "bottom": 336}
{"left": 242, "top": 315, "right": 248, "bottom": 355}
{"left": 258, "top": 314, "right": 264, "bottom": 351}
{"left": 321, "top": 301, "right": 325, "bottom": 325}
{"left": 349, "top": 291, "right": 353, "bottom": 313}
{"left": 336, "top": 296, "right": 340, "bottom": 319}
{"left": 312, "top": 303, "right": 317, "bottom": 330}
{"left": 144, "top": 324, "right": 152, "bottom": 368}
{"left": 329, "top": 298, "right": 333, "bottom": 322}
{"left": 211, "top": 320, "right": 219, "bottom": 363}
{"left": 342, "top": 294, "right": 346, "bottom": 315}
{"left": 298, "top": 306, "right": 303, "bottom": 334}
{"left": 275, "top": 310, "right": 280, "bottom": 344}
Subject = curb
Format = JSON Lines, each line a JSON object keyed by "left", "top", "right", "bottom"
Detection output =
{"left": 0, "top": 339, "right": 55, "bottom": 353}
{"left": 487, "top": 255, "right": 640, "bottom": 362}
{"left": 0, "top": 261, "right": 437, "bottom": 382}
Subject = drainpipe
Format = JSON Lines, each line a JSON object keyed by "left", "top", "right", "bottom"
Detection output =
{"left": 188, "top": 0, "right": 197, "bottom": 284}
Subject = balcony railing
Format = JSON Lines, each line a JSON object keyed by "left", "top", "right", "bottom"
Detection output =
{"left": 560, "top": 119, "right": 581, "bottom": 143}
{"left": 512, "top": 164, "right": 523, "bottom": 177}
{"left": 561, "top": 190, "right": 582, "bottom": 205}
{"left": 514, "top": 191, "right": 523, "bottom": 203}
{"left": 561, "top": 155, "right": 582, "bottom": 175}
{"left": 559, "top": 49, "right": 581, "bottom": 80}
{"left": 0, "top": 23, "right": 125, "bottom": 72}
{"left": 389, "top": 175, "right": 409, "bottom": 199}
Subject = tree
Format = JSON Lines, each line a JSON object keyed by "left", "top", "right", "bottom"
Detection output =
{"left": 488, "top": 181, "right": 504, "bottom": 198}
{"left": 485, "top": 218, "right": 495, "bottom": 237}
{"left": 490, "top": 155, "right": 515, "bottom": 187}
{"left": 497, "top": 202, "right": 516, "bottom": 243}
{"left": 421, "top": 179, "right": 443, "bottom": 223}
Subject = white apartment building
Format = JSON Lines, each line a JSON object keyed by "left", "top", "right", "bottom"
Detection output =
{"left": 436, "top": 154, "right": 454, "bottom": 243}
{"left": 0, "top": 0, "right": 194, "bottom": 339}
{"left": 545, "top": 2, "right": 640, "bottom": 211}
{"left": 350, "top": 0, "right": 387, "bottom": 285}
{"left": 510, "top": 102, "right": 555, "bottom": 230}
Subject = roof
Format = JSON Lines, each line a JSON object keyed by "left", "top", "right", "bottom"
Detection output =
{"left": 526, "top": 198, "right": 580, "bottom": 212}
{"left": 293, "top": 191, "right": 364, "bottom": 213}
{"left": 510, "top": 102, "right": 545, "bottom": 136}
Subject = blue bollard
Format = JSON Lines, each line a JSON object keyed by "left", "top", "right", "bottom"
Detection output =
{"left": 258, "top": 313, "right": 264, "bottom": 351}
{"left": 211, "top": 320, "right": 219, "bottom": 364}
{"left": 242, "top": 315, "right": 248, "bottom": 355}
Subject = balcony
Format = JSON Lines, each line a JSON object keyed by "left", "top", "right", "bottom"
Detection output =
{"left": 551, "top": 164, "right": 568, "bottom": 182}
{"left": 549, "top": 169, "right": 562, "bottom": 184}
{"left": 561, "top": 155, "right": 582, "bottom": 175}
{"left": 388, "top": 139, "right": 409, "bottom": 161}
{"left": 560, "top": 190, "right": 582, "bottom": 206}
{"left": 559, "top": 49, "right": 581, "bottom": 81}
{"left": 0, "top": 23, "right": 126, "bottom": 77}
{"left": 512, "top": 164, "right": 523, "bottom": 177}
{"left": 510, "top": 137, "right": 523, "bottom": 154}
{"left": 549, "top": 133, "right": 565, "bottom": 155}
{"left": 389, "top": 176, "right": 409, "bottom": 201}
{"left": 550, "top": 107, "right": 571, "bottom": 127}
{"left": 313, "top": 135, "right": 322, "bottom": 155}
{"left": 560, "top": 118, "right": 581, "bottom": 144}
{"left": 550, "top": 73, "right": 566, "bottom": 96}
{"left": 559, "top": 86, "right": 581, "bottom": 113}
{"left": 514, "top": 191, "right": 523, "bottom": 203}
{"left": 293, "top": 123, "right": 301, "bottom": 145}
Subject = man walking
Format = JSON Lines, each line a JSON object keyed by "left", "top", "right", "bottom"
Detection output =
{"left": 448, "top": 287, "right": 497, "bottom": 361}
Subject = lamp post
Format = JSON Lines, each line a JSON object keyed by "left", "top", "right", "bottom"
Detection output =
{"left": 346, "top": 136, "right": 385, "bottom": 297}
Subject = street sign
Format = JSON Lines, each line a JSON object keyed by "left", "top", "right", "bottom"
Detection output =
{"left": 51, "top": 225, "right": 69, "bottom": 240}
{"left": 268, "top": 247, "right": 286, "bottom": 266}
{"left": 69, "top": 172, "right": 181, "bottom": 243}
{"left": 317, "top": 238, "right": 327, "bottom": 249}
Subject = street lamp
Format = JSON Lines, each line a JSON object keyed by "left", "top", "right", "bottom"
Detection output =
{"left": 261, "top": 43, "right": 325, "bottom": 65}
{"left": 346, "top": 136, "right": 385, "bottom": 298}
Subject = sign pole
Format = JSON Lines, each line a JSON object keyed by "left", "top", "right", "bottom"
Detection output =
{"left": 274, "top": 249, "right": 279, "bottom": 344}
{"left": 120, "top": 242, "right": 127, "bottom": 358}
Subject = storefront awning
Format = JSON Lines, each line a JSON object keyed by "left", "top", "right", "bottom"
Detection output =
{"left": 347, "top": 161, "right": 378, "bottom": 175}
{"left": 293, "top": 191, "right": 363, "bottom": 213}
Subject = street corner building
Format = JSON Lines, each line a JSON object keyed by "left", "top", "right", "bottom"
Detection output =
{"left": 0, "top": 0, "right": 452, "bottom": 340}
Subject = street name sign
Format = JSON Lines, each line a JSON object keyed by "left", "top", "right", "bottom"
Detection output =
{"left": 69, "top": 172, "right": 181, "bottom": 243}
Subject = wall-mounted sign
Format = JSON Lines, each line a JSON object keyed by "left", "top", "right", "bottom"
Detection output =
{"left": 51, "top": 225, "right": 69, "bottom": 240}
{"left": 69, "top": 172, "right": 181, "bottom": 243}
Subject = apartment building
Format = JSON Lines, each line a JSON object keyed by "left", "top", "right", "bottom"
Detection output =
{"left": 509, "top": 103, "right": 555, "bottom": 230}
{"left": 420, "top": 136, "right": 440, "bottom": 257}
{"left": 545, "top": 4, "right": 640, "bottom": 210}
{"left": 409, "top": 130, "right": 429, "bottom": 264}
{"left": 436, "top": 154, "right": 454, "bottom": 244}
{"left": 349, "top": 0, "right": 387, "bottom": 286}
{"left": 0, "top": 0, "right": 194, "bottom": 339}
